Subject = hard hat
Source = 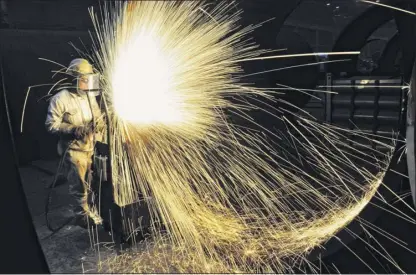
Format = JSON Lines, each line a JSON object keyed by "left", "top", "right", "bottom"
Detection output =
{"left": 67, "top": 58, "right": 93, "bottom": 76}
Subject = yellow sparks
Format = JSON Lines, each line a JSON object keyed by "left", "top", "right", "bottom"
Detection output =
{"left": 81, "top": 1, "right": 403, "bottom": 273}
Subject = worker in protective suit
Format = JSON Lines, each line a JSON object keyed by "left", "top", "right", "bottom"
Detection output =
{"left": 45, "top": 58, "right": 104, "bottom": 227}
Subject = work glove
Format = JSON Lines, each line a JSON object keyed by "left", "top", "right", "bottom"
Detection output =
{"left": 73, "top": 122, "right": 94, "bottom": 139}
{"left": 73, "top": 126, "right": 88, "bottom": 139}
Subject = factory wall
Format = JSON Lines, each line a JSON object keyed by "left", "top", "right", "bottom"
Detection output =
{"left": 0, "top": 29, "right": 93, "bottom": 163}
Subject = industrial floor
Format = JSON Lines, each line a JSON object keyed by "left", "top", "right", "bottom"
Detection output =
{"left": 18, "top": 158, "right": 416, "bottom": 273}
{"left": 19, "top": 159, "right": 117, "bottom": 273}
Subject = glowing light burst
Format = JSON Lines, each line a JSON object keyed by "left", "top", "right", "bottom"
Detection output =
{"left": 112, "top": 31, "right": 180, "bottom": 124}
{"left": 87, "top": 1, "right": 403, "bottom": 273}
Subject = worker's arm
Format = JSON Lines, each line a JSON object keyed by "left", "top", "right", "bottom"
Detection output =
{"left": 45, "top": 96, "right": 76, "bottom": 135}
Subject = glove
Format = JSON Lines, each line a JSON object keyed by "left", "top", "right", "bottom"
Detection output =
{"left": 73, "top": 126, "right": 89, "bottom": 139}
{"left": 73, "top": 122, "right": 94, "bottom": 139}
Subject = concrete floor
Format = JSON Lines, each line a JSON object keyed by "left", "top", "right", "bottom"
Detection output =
{"left": 19, "top": 159, "right": 117, "bottom": 273}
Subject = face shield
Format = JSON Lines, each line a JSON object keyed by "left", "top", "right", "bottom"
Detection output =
{"left": 77, "top": 73, "right": 101, "bottom": 96}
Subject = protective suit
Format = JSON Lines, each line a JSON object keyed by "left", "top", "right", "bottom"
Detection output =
{"left": 45, "top": 58, "right": 104, "bottom": 225}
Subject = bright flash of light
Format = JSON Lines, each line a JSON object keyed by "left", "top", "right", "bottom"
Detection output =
{"left": 111, "top": 32, "right": 180, "bottom": 124}
{"left": 86, "top": 1, "right": 409, "bottom": 273}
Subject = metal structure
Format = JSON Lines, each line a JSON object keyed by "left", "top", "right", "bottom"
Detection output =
{"left": 305, "top": 0, "right": 416, "bottom": 263}
{"left": 326, "top": 77, "right": 405, "bottom": 139}
{"left": 406, "top": 60, "right": 416, "bottom": 209}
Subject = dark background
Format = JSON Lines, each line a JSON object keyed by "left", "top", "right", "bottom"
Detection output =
{"left": 1, "top": 0, "right": 416, "bottom": 273}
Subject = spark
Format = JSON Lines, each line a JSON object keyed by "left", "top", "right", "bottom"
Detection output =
{"left": 21, "top": 81, "right": 68, "bottom": 133}
{"left": 360, "top": 0, "right": 416, "bottom": 16}
{"left": 241, "top": 59, "right": 352, "bottom": 78}
{"left": 51, "top": 0, "right": 413, "bottom": 273}
{"left": 234, "top": 51, "right": 361, "bottom": 63}
{"left": 319, "top": 85, "right": 409, "bottom": 89}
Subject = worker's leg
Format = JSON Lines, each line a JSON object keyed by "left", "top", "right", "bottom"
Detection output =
{"left": 67, "top": 150, "right": 103, "bottom": 225}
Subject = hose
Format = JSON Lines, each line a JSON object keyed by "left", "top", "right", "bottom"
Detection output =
{"left": 44, "top": 145, "right": 73, "bottom": 237}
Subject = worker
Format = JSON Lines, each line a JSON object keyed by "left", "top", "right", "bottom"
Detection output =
{"left": 45, "top": 58, "right": 104, "bottom": 228}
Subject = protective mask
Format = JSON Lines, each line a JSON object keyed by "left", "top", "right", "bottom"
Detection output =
{"left": 78, "top": 73, "right": 101, "bottom": 96}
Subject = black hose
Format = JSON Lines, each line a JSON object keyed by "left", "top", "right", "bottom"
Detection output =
{"left": 44, "top": 147, "right": 73, "bottom": 237}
